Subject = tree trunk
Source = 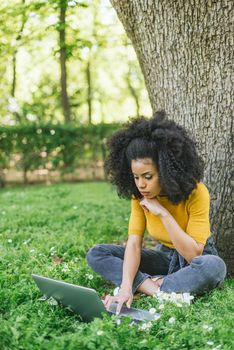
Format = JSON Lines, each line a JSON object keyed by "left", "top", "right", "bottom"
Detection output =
{"left": 126, "top": 67, "right": 140, "bottom": 116}
{"left": 11, "top": 0, "right": 26, "bottom": 98}
{"left": 11, "top": 54, "right": 17, "bottom": 98}
{"left": 110, "top": 0, "right": 234, "bottom": 275}
{"left": 10, "top": 0, "right": 26, "bottom": 122}
{"left": 86, "top": 59, "right": 92, "bottom": 124}
{"left": 59, "top": 0, "right": 71, "bottom": 123}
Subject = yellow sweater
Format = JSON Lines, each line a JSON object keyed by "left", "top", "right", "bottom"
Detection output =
{"left": 128, "top": 182, "right": 211, "bottom": 248}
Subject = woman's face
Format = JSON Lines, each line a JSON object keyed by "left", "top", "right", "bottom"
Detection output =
{"left": 131, "top": 158, "right": 161, "bottom": 198}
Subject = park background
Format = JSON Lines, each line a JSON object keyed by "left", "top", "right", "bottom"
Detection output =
{"left": 0, "top": 0, "right": 233, "bottom": 349}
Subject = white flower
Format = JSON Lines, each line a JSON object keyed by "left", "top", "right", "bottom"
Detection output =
{"left": 97, "top": 330, "right": 104, "bottom": 336}
{"left": 139, "top": 322, "right": 152, "bottom": 331}
{"left": 115, "top": 319, "right": 121, "bottom": 325}
{"left": 170, "top": 292, "right": 178, "bottom": 301}
{"left": 23, "top": 238, "right": 32, "bottom": 245}
{"left": 207, "top": 341, "right": 214, "bottom": 346}
{"left": 203, "top": 324, "right": 213, "bottom": 331}
{"left": 50, "top": 247, "right": 56, "bottom": 255}
{"left": 30, "top": 249, "right": 35, "bottom": 253}
{"left": 7, "top": 239, "right": 12, "bottom": 243}
{"left": 85, "top": 273, "right": 94, "bottom": 280}
{"left": 50, "top": 129, "right": 55, "bottom": 135}
{"left": 62, "top": 263, "right": 69, "bottom": 272}
{"left": 149, "top": 308, "right": 156, "bottom": 314}
{"left": 73, "top": 206, "right": 78, "bottom": 210}
{"left": 2, "top": 211, "right": 6, "bottom": 215}
{"left": 140, "top": 323, "right": 147, "bottom": 330}
{"left": 154, "top": 291, "right": 194, "bottom": 306}
{"left": 168, "top": 317, "right": 176, "bottom": 324}
{"left": 158, "top": 304, "right": 165, "bottom": 310}
{"left": 182, "top": 293, "right": 194, "bottom": 304}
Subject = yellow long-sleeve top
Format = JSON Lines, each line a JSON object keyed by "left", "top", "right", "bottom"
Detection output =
{"left": 128, "top": 182, "right": 211, "bottom": 248}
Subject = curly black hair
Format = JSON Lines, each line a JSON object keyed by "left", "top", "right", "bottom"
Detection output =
{"left": 105, "top": 111, "right": 204, "bottom": 204}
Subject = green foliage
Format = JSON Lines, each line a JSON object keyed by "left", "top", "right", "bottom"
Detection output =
{"left": 0, "top": 182, "right": 233, "bottom": 349}
{"left": 0, "top": 122, "right": 120, "bottom": 182}
{"left": 0, "top": 0, "right": 151, "bottom": 124}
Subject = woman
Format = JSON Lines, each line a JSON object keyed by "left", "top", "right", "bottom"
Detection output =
{"left": 86, "top": 111, "right": 226, "bottom": 315}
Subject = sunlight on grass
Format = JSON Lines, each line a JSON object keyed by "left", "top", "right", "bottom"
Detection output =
{"left": 0, "top": 182, "right": 233, "bottom": 349}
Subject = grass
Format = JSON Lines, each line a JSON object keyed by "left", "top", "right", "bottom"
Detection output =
{"left": 0, "top": 182, "right": 233, "bottom": 350}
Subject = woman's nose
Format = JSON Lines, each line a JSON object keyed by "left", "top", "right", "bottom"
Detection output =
{"left": 138, "top": 178, "right": 146, "bottom": 189}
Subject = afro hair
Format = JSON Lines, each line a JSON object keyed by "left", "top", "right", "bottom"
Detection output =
{"left": 105, "top": 111, "right": 204, "bottom": 204}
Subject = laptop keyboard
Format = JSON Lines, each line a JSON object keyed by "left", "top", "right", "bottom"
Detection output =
{"left": 108, "top": 303, "right": 158, "bottom": 321}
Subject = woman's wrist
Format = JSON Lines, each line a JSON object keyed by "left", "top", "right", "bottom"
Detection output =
{"left": 159, "top": 209, "right": 169, "bottom": 218}
{"left": 120, "top": 284, "right": 132, "bottom": 293}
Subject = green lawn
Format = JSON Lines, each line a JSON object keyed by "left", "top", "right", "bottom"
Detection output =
{"left": 1, "top": 182, "right": 233, "bottom": 350}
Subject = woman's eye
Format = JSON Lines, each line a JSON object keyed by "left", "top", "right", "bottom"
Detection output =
{"left": 133, "top": 175, "right": 152, "bottom": 180}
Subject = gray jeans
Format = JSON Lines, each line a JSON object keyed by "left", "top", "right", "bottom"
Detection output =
{"left": 86, "top": 237, "right": 226, "bottom": 295}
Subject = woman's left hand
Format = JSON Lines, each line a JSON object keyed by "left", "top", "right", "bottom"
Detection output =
{"left": 140, "top": 198, "right": 168, "bottom": 217}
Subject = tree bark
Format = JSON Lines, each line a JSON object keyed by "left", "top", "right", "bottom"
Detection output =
{"left": 110, "top": 0, "right": 234, "bottom": 275}
{"left": 59, "top": 0, "right": 71, "bottom": 123}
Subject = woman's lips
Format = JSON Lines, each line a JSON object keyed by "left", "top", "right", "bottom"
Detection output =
{"left": 140, "top": 192, "right": 150, "bottom": 196}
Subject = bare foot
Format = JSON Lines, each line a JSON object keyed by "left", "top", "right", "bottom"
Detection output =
{"left": 137, "top": 277, "right": 164, "bottom": 296}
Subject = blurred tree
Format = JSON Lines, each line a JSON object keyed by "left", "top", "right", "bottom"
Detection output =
{"left": 0, "top": 0, "right": 151, "bottom": 125}
{"left": 58, "top": 0, "right": 71, "bottom": 122}
{"left": 125, "top": 66, "right": 140, "bottom": 117}
{"left": 10, "top": 0, "right": 28, "bottom": 123}
{"left": 0, "top": 0, "right": 27, "bottom": 121}
{"left": 83, "top": 0, "right": 109, "bottom": 124}
{"left": 122, "top": 37, "right": 144, "bottom": 117}
{"left": 11, "top": 0, "right": 26, "bottom": 98}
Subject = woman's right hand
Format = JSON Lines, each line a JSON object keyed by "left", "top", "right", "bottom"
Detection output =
{"left": 104, "top": 289, "right": 133, "bottom": 315}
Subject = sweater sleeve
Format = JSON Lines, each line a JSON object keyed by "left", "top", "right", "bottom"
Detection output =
{"left": 186, "top": 183, "right": 211, "bottom": 244}
{"left": 128, "top": 198, "right": 146, "bottom": 236}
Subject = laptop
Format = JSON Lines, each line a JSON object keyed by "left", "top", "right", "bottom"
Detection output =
{"left": 32, "top": 274, "right": 159, "bottom": 323}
